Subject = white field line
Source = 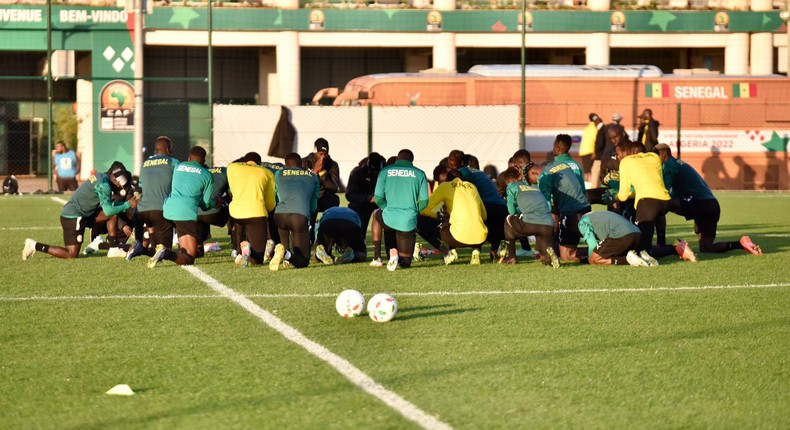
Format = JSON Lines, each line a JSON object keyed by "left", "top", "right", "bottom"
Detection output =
{"left": 0, "top": 226, "right": 60, "bottom": 231}
{"left": 50, "top": 196, "right": 68, "bottom": 205}
{"left": 182, "top": 265, "right": 454, "bottom": 430}
{"left": 2, "top": 282, "right": 789, "bottom": 302}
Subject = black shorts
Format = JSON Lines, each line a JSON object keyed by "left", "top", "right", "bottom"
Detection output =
{"left": 139, "top": 210, "right": 174, "bottom": 247}
{"left": 56, "top": 177, "right": 78, "bottom": 192}
{"left": 680, "top": 198, "right": 720, "bottom": 237}
{"left": 635, "top": 198, "right": 669, "bottom": 223}
{"left": 594, "top": 232, "right": 641, "bottom": 259}
{"left": 61, "top": 216, "right": 92, "bottom": 246}
{"left": 580, "top": 154, "right": 593, "bottom": 174}
{"left": 197, "top": 208, "right": 230, "bottom": 242}
{"left": 174, "top": 220, "right": 198, "bottom": 239}
{"left": 558, "top": 207, "right": 590, "bottom": 247}
{"left": 374, "top": 209, "right": 416, "bottom": 255}
{"left": 317, "top": 219, "right": 366, "bottom": 253}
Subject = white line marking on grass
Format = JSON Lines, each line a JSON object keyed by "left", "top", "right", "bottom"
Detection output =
{"left": 50, "top": 197, "right": 68, "bottom": 205}
{"left": 763, "top": 234, "right": 790, "bottom": 238}
{"left": 0, "top": 226, "right": 60, "bottom": 231}
{"left": 2, "top": 283, "right": 789, "bottom": 302}
{"left": 181, "top": 265, "right": 454, "bottom": 430}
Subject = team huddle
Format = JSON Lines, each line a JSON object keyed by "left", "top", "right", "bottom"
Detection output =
{"left": 21, "top": 130, "right": 762, "bottom": 270}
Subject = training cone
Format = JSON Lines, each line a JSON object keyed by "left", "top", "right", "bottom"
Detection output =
{"left": 106, "top": 384, "right": 135, "bottom": 396}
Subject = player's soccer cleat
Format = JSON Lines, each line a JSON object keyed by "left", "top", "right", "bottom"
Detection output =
{"left": 230, "top": 249, "right": 238, "bottom": 259}
{"left": 443, "top": 249, "right": 458, "bottom": 266}
{"left": 204, "top": 242, "right": 221, "bottom": 253}
{"left": 413, "top": 242, "right": 424, "bottom": 262}
{"left": 315, "top": 245, "right": 334, "bottom": 265}
{"left": 263, "top": 239, "right": 275, "bottom": 262}
{"left": 336, "top": 248, "right": 355, "bottom": 265}
{"left": 739, "top": 235, "right": 762, "bottom": 255}
{"left": 369, "top": 258, "right": 383, "bottom": 267}
{"left": 470, "top": 249, "right": 481, "bottom": 265}
{"left": 22, "top": 238, "right": 36, "bottom": 260}
{"left": 171, "top": 232, "right": 179, "bottom": 248}
{"left": 627, "top": 250, "right": 650, "bottom": 267}
{"left": 516, "top": 249, "right": 534, "bottom": 258}
{"left": 497, "top": 246, "right": 507, "bottom": 264}
{"left": 386, "top": 248, "right": 399, "bottom": 271}
{"left": 107, "top": 247, "right": 127, "bottom": 258}
{"left": 639, "top": 250, "right": 659, "bottom": 267}
{"left": 501, "top": 257, "right": 517, "bottom": 265}
{"left": 126, "top": 241, "right": 144, "bottom": 261}
{"left": 674, "top": 239, "right": 698, "bottom": 262}
{"left": 545, "top": 247, "right": 560, "bottom": 269}
{"left": 83, "top": 235, "right": 104, "bottom": 255}
{"left": 147, "top": 244, "right": 166, "bottom": 269}
{"left": 240, "top": 241, "right": 251, "bottom": 269}
{"left": 269, "top": 243, "right": 285, "bottom": 271}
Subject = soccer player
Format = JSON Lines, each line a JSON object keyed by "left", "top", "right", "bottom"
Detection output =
{"left": 447, "top": 149, "right": 508, "bottom": 261}
{"left": 419, "top": 169, "right": 488, "bottom": 265}
{"left": 268, "top": 152, "right": 320, "bottom": 271}
{"left": 148, "top": 146, "right": 215, "bottom": 267}
{"left": 502, "top": 163, "right": 559, "bottom": 267}
{"left": 537, "top": 134, "right": 591, "bottom": 262}
{"left": 578, "top": 210, "right": 656, "bottom": 266}
{"left": 126, "top": 136, "right": 179, "bottom": 260}
{"left": 196, "top": 162, "right": 230, "bottom": 255}
{"left": 655, "top": 143, "right": 762, "bottom": 255}
{"left": 52, "top": 140, "right": 80, "bottom": 192}
{"left": 23, "top": 166, "right": 138, "bottom": 260}
{"left": 303, "top": 138, "right": 341, "bottom": 219}
{"left": 314, "top": 206, "right": 368, "bottom": 265}
{"left": 370, "top": 149, "right": 430, "bottom": 271}
{"left": 227, "top": 152, "right": 277, "bottom": 267}
{"left": 345, "top": 152, "right": 386, "bottom": 234}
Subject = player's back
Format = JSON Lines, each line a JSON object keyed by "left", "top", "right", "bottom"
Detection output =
{"left": 138, "top": 155, "right": 178, "bottom": 212}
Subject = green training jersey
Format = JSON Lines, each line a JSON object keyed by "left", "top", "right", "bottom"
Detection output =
{"left": 61, "top": 173, "right": 130, "bottom": 219}
{"left": 459, "top": 166, "right": 506, "bottom": 206}
{"left": 137, "top": 155, "right": 179, "bottom": 212}
{"left": 274, "top": 167, "right": 319, "bottom": 219}
{"left": 578, "top": 211, "right": 639, "bottom": 251}
{"left": 374, "top": 159, "right": 429, "bottom": 232}
{"left": 506, "top": 181, "right": 554, "bottom": 227}
{"left": 198, "top": 166, "right": 229, "bottom": 216}
{"left": 537, "top": 153, "right": 589, "bottom": 214}
{"left": 163, "top": 161, "right": 214, "bottom": 222}
{"left": 661, "top": 156, "right": 715, "bottom": 201}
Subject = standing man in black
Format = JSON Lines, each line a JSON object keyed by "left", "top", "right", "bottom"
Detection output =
{"left": 637, "top": 108, "right": 660, "bottom": 153}
{"left": 345, "top": 152, "right": 385, "bottom": 234}
{"left": 303, "top": 138, "right": 341, "bottom": 231}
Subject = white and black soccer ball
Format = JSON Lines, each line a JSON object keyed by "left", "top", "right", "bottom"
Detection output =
{"left": 367, "top": 293, "right": 398, "bottom": 323}
{"left": 335, "top": 289, "right": 366, "bottom": 318}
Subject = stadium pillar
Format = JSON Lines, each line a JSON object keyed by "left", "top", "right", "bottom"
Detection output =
{"left": 724, "top": 33, "right": 749, "bottom": 75}
{"left": 586, "top": 33, "right": 610, "bottom": 66}
{"left": 258, "top": 49, "right": 277, "bottom": 105}
{"left": 750, "top": 0, "right": 773, "bottom": 75}
{"left": 433, "top": 32, "right": 457, "bottom": 72}
{"left": 277, "top": 32, "right": 300, "bottom": 105}
{"left": 434, "top": 0, "right": 456, "bottom": 10}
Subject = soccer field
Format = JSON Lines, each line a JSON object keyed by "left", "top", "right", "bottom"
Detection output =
{"left": 1, "top": 192, "right": 789, "bottom": 429}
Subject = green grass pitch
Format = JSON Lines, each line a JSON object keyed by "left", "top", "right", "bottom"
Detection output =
{"left": 1, "top": 192, "right": 788, "bottom": 429}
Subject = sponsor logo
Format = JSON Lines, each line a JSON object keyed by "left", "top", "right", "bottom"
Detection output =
{"left": 99, "top": 80, "right": 134, "bottom": 132}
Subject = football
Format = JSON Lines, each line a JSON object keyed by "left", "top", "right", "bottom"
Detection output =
{"left": 367, "top": 293, "right": 398, "bottom": 323}
{"left": 335, "top": 289, "right": 366, "bottom": 318}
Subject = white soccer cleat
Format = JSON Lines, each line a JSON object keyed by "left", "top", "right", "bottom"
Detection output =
{"left": 413, "top": 242, "right": 424, "bottom": 262}
{"left": 626, "top": 250, "right": 650, "bottom": 267}
{"left": 240, "top": 241, "right": 251, "bottom": 269}
{"left": 147, "top": 244, "right": 166, "bottom": 269}
{"left": 22, "top": 238, "right": 36, "bottom": 260}
{"left": 315, "top": 245, "right": 334, "bottom": 265}
{"left": 107, "top": 247, "right": 127, "bottom": 258}
{"left": 370, "top": 258, "right": 383, "bottom": 268}
{"left": 443, "top": 249, "right": 458, "bottom": 266}
{"left": 470, "top": 249, "right": 481, "bottom": 265}
{"left": 263, "top": 239, "right": 275, "bottom": 262}
{"left": 386, "top": 248, "right": 399, "bottom": 271}
{"left": 639, "top": 250, "right": 659, "bottom": 267}
{"left": 83, "top": 235, "right": 104, "bottom": 255}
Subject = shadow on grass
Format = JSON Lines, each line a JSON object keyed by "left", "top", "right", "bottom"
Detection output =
{"left": 396, "top": 304, "right": 481, "bottom": 321}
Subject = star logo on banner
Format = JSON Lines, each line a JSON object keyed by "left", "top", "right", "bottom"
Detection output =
{"left": 761, "top": 131, "right": 789, "bottom": 152}
{"left": 648, "top": 11, "right": 677, "bottom": 31}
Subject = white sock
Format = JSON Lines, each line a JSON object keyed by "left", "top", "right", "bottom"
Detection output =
{"left": 284, "top": 250, "right": 292, "bottom": 260}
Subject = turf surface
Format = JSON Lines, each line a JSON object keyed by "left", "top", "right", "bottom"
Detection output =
{"left": 1, "top": 192, "right": 788, "bottom": 429}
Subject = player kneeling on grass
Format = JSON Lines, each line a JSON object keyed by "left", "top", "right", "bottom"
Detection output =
{"left": 419, "top": 169, "right": 488, "bottom": 265}
{"left": 148, "top": 147, "right": 215, "bottom": 268}
{"left": 314, "top": 206, "right": 368, "bottom": 265}
{"left": 578, "top": 210, "right": 657, "bottom": 266}
{"left": 268, "top": 152, "right": 319, "bottom": 271}
{"left": 655, "top": 143, "right": 762, "bottom": 256}
{"left": 23, "top": 165, "right": 138, "bottom": 260}
{"left": 502, "top": 163, "right": 559, "bottom": 268}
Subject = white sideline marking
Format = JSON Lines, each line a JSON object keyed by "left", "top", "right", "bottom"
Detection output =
{"left": 0, "top": 226, "right": 60, "bottom": 231}
{"left": 50, "top": 197, "right": 68, "bottom": 205}
{"left": 181, "top": 265, "right": 454, "bottom": 430}
{"left": 2, "top": 283, "right": 789, "bottom": 302}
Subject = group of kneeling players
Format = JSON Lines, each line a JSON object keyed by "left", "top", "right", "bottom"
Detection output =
{"left": 22, "top": 130, "right": 763, "bottom": 270}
